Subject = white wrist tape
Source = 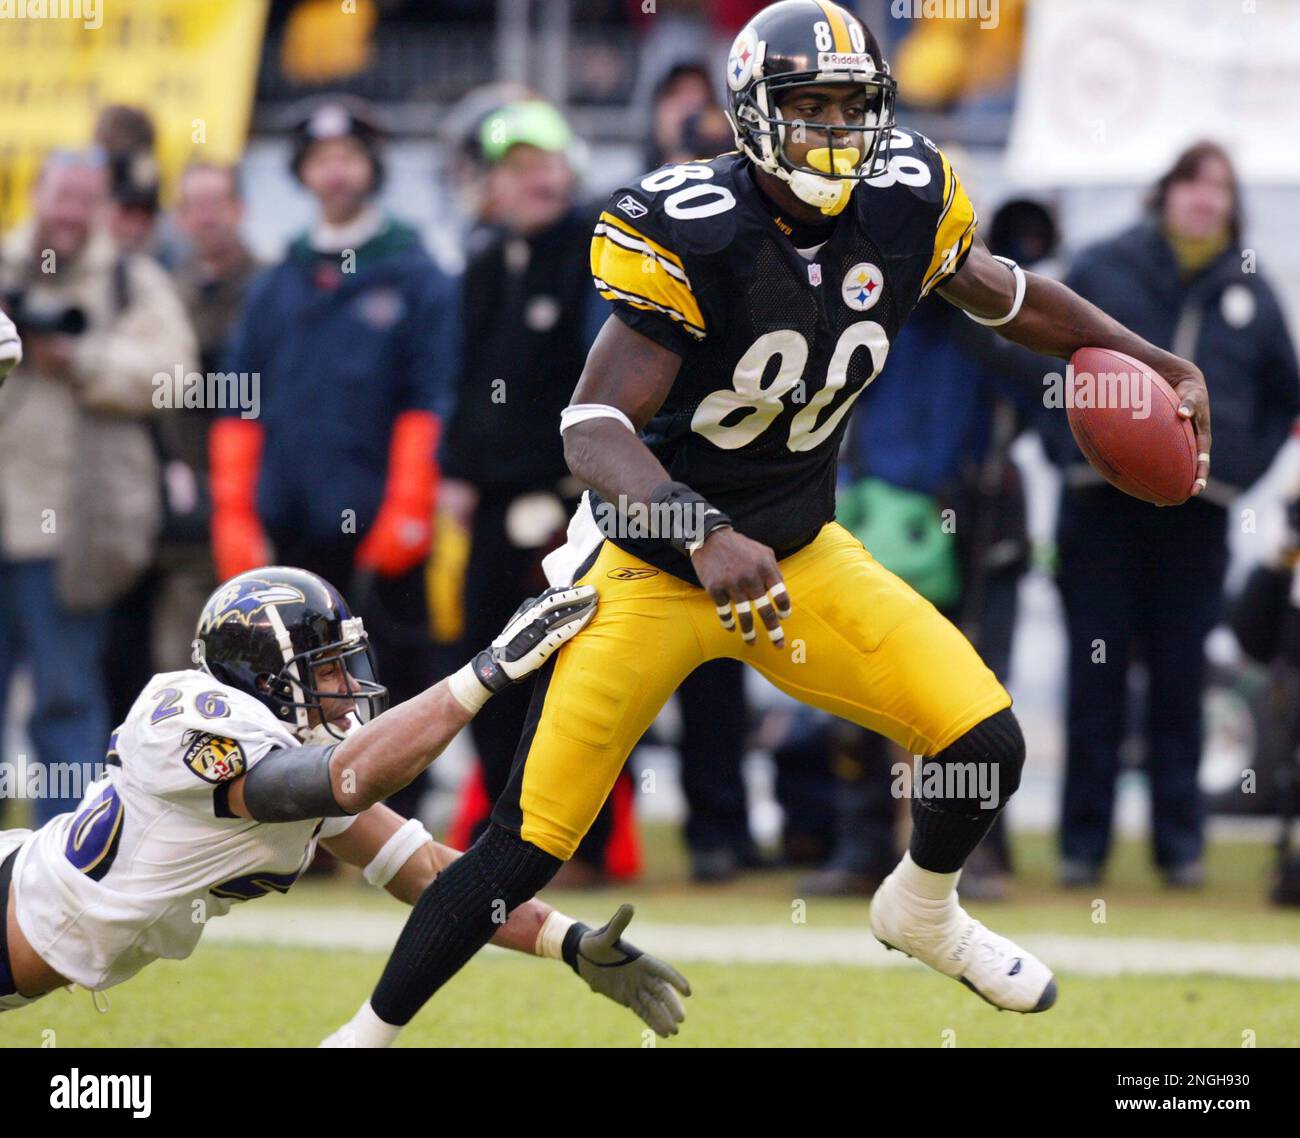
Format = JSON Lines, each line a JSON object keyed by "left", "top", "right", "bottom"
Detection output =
{"left": 965, "top": 256, "right": 1026, "bottom": 327}
{"left": 559, "top": 403, "right": 636, "bottom": 436}
{"left": 447, "top": 661, "right": 491, "bottom": 715}
{"left": 534, "top": 909, "right": 577, "bottom": 958}
{"left": 363, "top": 817, "right": 433, "bottom": 888}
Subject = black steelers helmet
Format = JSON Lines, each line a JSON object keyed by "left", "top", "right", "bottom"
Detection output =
{"left": 724, "top": 0, "right": 897, "bottom": 186}
{"left": 193, "top": 567, "right": 389, "bottom": 739}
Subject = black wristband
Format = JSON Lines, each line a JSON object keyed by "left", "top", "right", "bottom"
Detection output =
{"left": 561, "top": 921, "right": 591, "bottom": 973}
{"left": 648, "top": 481, "right": 733, "bottom": 556}
{"left": 469, "top": 648, "right": 510, "bottom": 695}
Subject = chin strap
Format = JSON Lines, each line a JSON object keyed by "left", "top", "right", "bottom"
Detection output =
{"left": 298, "top": 713, "right": 361, "bottom": 746}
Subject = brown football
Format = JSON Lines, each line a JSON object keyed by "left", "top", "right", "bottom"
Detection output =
{"left": 1065, "top": 347, "right": 1198, "bottom": 506}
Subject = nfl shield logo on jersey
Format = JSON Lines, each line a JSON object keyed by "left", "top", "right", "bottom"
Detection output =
{"left": 841, "top": 262, "right": 884, "bottom": 311}
{"left": 808, "top": 263, "right": 823, "bottom": 287}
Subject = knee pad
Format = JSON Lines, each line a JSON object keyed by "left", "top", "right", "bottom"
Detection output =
{"left": 442, "top": 822, "right": 563, "bottom": 926}
{"left": 915, "top": 708, "right": 1025, "bottom": 815}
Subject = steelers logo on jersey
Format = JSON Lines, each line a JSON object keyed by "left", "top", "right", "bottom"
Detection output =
{"left": 182, "top": 732, "right": 247, "bottom": 784}
{"left": 841, "top": 262, "right": 884, "bottom": 311}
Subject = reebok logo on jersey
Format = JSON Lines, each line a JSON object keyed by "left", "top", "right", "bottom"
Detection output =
{"left": 606, "top": 567, "right": 660, "bottom": 580}
{"left": 615, "top": 194, "right": 648, "bottom": 220}
{"left": 182, "top": 732, "right": 247, "bottom": 784}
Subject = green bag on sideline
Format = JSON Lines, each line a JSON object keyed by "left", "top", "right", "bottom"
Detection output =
{"left": 837, "top": 476, "right": 960, "bottom": 608}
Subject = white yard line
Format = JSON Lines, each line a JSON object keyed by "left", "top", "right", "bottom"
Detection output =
{"left": 205, "top": 907, "right": 1300, "bottom": 980}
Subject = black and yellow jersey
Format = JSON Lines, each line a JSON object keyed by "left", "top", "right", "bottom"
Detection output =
{"left": 588, "top": 127, "right": 978, "bottom": 583}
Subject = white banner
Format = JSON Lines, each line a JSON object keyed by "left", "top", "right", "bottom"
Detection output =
{"left": 1006, "top": 0, "right": 1300, "bottom": 186}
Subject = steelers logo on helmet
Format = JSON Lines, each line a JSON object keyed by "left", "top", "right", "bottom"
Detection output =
{"left": 727, "top": 24, "right": 761, "bottom": 92}
{"left": 841, "top": 262, "right": 884, "bottom": 312}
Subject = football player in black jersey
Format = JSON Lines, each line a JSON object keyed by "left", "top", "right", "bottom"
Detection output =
{"left": 328, "top": 0, "right": 1211, "bottom": 1044}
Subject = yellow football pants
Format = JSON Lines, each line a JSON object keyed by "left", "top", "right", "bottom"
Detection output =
{"left": 505, "top": 522, "right": 1011, "bottom": 860}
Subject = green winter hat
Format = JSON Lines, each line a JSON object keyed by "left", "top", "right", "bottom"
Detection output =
{"left": 480, "top": 100, "right": 573, "bottom": 163}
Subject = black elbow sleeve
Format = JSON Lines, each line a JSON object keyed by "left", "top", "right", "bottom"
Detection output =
{"left": 241, "top": 744, "right": 349, "bottom": 822}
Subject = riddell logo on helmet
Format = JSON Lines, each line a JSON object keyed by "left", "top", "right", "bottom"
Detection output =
{"left": 816, "top": 52, "right": 875, "bottom": 73}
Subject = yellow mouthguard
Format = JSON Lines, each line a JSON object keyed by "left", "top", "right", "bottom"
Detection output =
{"left": 805, "top": 146, "right": 861, "bottom": 216}
{"left": 806, "top": 146, "right": 861, "bottom": 175}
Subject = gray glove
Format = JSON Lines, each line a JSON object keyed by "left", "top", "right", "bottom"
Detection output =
{"left": 563, "top": 903, "right": 690, "bottom": 1038}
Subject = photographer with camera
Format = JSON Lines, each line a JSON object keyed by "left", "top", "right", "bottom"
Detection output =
{"left": 0, "top": 148, "right": 198, "bottom": 826}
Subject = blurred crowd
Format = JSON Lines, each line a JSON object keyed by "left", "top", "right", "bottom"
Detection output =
{"left": 2, "top": 0, "right": 1300, "bottom": 903}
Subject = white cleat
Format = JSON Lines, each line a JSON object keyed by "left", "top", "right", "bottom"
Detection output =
{"left": 318, "top": 1001, "right": 400, "bottom": 1047}
{"left": 319, "top": 1025, "right": 359, "bottom": 1048}
{"left": 869, "top": 869, "right": 1057, "bottom": 1013}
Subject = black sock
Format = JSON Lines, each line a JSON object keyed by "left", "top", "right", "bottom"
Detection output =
{"left": 370, "top": 823, "right": 562, "bottom": 1026}
{"left": 908, "top": 709, "right": 1024, "bottom": 874}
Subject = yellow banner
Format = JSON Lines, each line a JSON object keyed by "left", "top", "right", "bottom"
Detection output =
{"left": 0, "top": 0, "right": 268, "bottom": 228}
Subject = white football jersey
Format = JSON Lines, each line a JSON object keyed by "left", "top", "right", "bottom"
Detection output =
{"left": 8, "top": 669, "right": 355, "bottom": 991}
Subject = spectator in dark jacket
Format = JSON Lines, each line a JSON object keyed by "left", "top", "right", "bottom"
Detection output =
{"left": 1053, "top": 141, "right": 1300, "bottom": 888}
{"left": 214, "top": 97, "right": 457, "bottom": 818}
{"left": 439, "top": 101, "right": 623, "bottom": 881}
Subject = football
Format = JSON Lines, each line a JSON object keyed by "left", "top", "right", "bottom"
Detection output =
{"left": 1066, "top": 347, "right": 1199, "bottom": 506}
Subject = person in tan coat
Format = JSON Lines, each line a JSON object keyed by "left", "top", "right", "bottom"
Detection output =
{"left": 0, "top": 149, "right": 198, "bottom": 826}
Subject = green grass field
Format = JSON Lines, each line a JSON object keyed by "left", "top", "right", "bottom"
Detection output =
{"left": 4, "top": 829, "right": 1298, "bottom": 1047}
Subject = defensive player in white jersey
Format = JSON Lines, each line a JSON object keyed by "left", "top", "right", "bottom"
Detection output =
{"left": 0, "top": 566, "right": 690, "bottom": 1041}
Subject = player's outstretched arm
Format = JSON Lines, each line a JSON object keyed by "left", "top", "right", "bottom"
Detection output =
{"left": 566, "top": 317, "right": 793, "bottom": 648}
{"left": 939, "top": 238, "right": 1211, "bottom": 494}
{"left": 225, "top": 586, "right": 597, "bottom": 821}
{"left": 321, "top": 805, "right": 690, "bottom": 1040}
